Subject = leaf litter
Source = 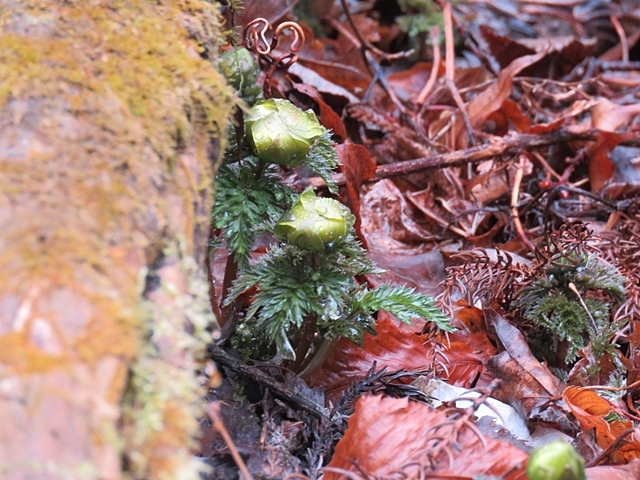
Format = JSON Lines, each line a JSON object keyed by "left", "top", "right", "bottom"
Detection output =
{"left": 204, "top": 1, "right": 640, "bottom": 478}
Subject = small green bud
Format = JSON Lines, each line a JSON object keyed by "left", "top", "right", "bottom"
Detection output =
{"left": 526, "top": 441, "right": 586, "bottom": 480}
{"left": 220, "top": 47, "right": 259, "bottom": 91}
{"left": 244, "top": 99, "right": 325, "bottom": 166}
{"left": 274, "top": 188, "right": 354, "bottom": 252}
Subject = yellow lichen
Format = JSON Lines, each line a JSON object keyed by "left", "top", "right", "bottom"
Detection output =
{"left": 0, "top": 0, "right": 235, "bottom": 478}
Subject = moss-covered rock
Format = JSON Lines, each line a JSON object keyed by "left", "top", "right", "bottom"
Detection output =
{"left": 0, "top": 1, "right": 234, "bottom": 478}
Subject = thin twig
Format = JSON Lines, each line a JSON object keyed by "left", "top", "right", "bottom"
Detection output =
{"left": 610, "top": 14, "right": 629, "bottom": 63}
{"left": 511, "top": 156, "right": 535, "bottom": 252}
{"left": 581, "top": 378, "right": 640, "bottom": 392}
{"left": 443, "top": 2, "right": 476, "bottom": 146}
{"left": 305, "top": 128, "right": 601, "bottom": 188}
{"left": 208, "top": 344, "right": 331, "bottom": 420}
{"left": 589, "top": 427, "right": 639, "bottom": 467}
{"left": 337, "top": 0, "right": 412, "bottom": 115}
{"left": 205, "top": 402, "right": 254, "bottom": 480}
{"left": 417, "top": 26, "right": 441, "bottom": 104}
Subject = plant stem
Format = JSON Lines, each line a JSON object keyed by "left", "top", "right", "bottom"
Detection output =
{"left": 285, "top": 313, "right": 318, "bottom": 374}
{"left": 218, "top": 251, "right": 239, "bottom": 341}
{"left": 206, "top": 251, "right": 223, "bottom": 326}
{"left": 298, "top": 337, "right": 339, "bottom": 380}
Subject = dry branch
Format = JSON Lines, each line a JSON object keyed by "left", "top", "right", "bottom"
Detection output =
{"left": 309, "top": 128, "right": 601, "bottom": 188}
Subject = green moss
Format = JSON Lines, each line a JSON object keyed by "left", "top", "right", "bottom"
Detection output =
{"left": 0, "top": 0, "right": 235, "bottom": 478}
{"left": 123, "top": 250, "right": 216, "bottom": 480}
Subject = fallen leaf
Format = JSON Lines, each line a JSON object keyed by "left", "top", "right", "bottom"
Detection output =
{"left": 290, "top": 81, "right": 347, "bottom": 140}
{"left": 489, "top": 351, "right": 559, "bottom": 416}
{"left": 488, "top": 310, "right": 563, "bottom": 397}
{"left": 324, "top": 394, "right": 528, "bottom": 479}
{"left": 592, "top": 98, "right": 640, "bottom": 132}
{"left": 387, "top": 61, "right": 444, "bottom": 102}
{"left": 563, "top": 386, "right": 640, "bottom": 463}
{"left": 586, "top": 459, "right": 640, "bottom": 480}
{"left": 429, "top": 330, "right": 497, "bottom": 388}
{"left": 336, "top": 144, "right": 376, "bottom": 245}
{"left": 360, "top": 180, "right": 436, "bottom": 254}
{"left": 467, "top": 51, "right": 547, "bottom": 130}
{"left": 365, "top": 249, "right": 446, "bottom": 298}
{"left": 307, "top": 311, "right": 430, "bottom": 397}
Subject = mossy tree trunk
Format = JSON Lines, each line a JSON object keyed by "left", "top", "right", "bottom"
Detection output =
{"left": 0, "top": 1, "right": 234, "bottom": 479}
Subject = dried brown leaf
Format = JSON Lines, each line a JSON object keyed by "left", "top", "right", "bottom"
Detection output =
{"left": 290, "top": 81, "right": 347, "bottom": 140}
{"left": 307, "top": 311, "right": 430, "bottom": 396}
{"left": 586, "top": 460, "right": 640, "bottom": 480}
{"left": 360, "top": 180, "right": 436, "bottom": 254}
{"left": 324, "top": 394, "right": 528, "bottom": 479}
{"left": 488, "top": 310, "right": 563, "bottom": 397}
{"left": 467, "top": 51, "right": 546, "bottom": 130}
{"left": 337, "top": 144, "right": 376, "bottom": 245}
{"left": 430, "top": 330, "right": 497, "bottom": 388}
{"left": 563, "top": 386, "right": 640, "bottom": 463}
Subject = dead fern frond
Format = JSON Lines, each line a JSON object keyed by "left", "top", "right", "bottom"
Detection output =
{"left": 601, "top": 216, "right": 640, "bottom": 324}
{"left": 439, "top": 249, "right": 529, "bottom": 316}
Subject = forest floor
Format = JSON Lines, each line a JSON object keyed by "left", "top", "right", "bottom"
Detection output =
{"left": 202, "top": 1, "right": 640, "bottom": 478}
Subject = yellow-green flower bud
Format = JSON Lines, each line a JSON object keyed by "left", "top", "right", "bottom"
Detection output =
{"left": 244, "top": 99, "right": 325, "bottom": 166}
{"left": 526, "top": 441, "right": 586, "bottom": 480}
{"left": 274, "top": 189, "right": 354, "bottom": 252}
{"left": 220, "top": 47, "right": 259, "bottom": 91}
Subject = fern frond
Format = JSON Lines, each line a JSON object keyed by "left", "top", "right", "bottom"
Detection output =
{"left": 353, "top": 283, "right": 452, "bottom": 331}
{"left": 322, "top": 232, "right": 384, "bottom": 277}
{"left": 572, "top": 256, "right": 626, "bottom": 302}
{"left": 305, "top": 130, "right": 340, "bottom": 194}
{"left": 212, "top": 157, "right": 294, "bottom": 266}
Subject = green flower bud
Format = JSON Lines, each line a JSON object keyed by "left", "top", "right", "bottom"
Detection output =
{"left": 220, "top": 47, "right": 259, "bottom": 91}
{"left": 244, "top": 99, "right": 325, "bottom": 166}
{"left": 274, "top": 188, "right": 354, "bottom": 252}
{"left": 526, "top": 441, "right": 586, "bottom": 480}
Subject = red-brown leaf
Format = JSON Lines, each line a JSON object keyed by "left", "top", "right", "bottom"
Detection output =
{"left": 337, "top": 144, "right": 376, "bottom": 245}
{"left": 563, "top": 386, "right": 640, "bottom": 463}
{"left": 307, "top": 311, "right": 430, "bottom": 396}
{"left": 324, "top": 394, "right": 528, "bottom": 479}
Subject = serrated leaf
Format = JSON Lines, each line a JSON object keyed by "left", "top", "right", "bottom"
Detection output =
{"left": 353, "top": 283, "right": 453, "bottom": 331}
{"left": 212, "top": 157, "right": 295, "bottom": 266}
{"left": 305, "top": 130, "right": 340, "bottom": 194}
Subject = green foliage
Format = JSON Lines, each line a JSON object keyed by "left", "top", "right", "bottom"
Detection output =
{"left": 515, "top": 253, "right": 626, "bottom": 364}
{"left": 350, "top": 284, "right": 452, "bottom": 329}
{"left": 397, "top": 0, "right": 444, "bottom": 39}
{"left": 305, "top": 130, "right": 340, "bottom": 194}
{"left": 214, "top": 120, "right": 341, "bottom": 264}
{"left": 220, "top": 47, "right": 259, "bottom": 94}
{"left": 274, "top": 188, "right": 353, "bottom": 252}
{"left": 245, "top": 98, "right": 326, "bottom": 165}
{"left": 226, "top": 235, "right": 451, "bottom": 360}
{"left": 215, "top": 55, "right": 451, "bottom": 367}
{"left": 212, "top": 156, "right": 294, "bottom": 267}
{"left": 225, "top": 238, "right": 374, "bottom": 359}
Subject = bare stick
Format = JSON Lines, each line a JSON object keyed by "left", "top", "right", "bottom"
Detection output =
{"left": 208, "top": 344, "right": 330, "bottom": 420}
{"left": 418, "top": 26, "right": 442, "bottom": 104}
{"left": 511, "top": 156, "right": 536, "bottom": 252}
{"left": 443, "top": 3, "right": 455, "bottom": 83}
{"left": 610, "top": 14, "right": 629, "bottom": 63}
{"left": 205, "top": 402, "right": 254, "bottom": 480}
{"left": 306, "top": 128, "right": 601, "bottom": 188}
{"left": 443, "top": 2, "right": 476, "bottom": 146}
